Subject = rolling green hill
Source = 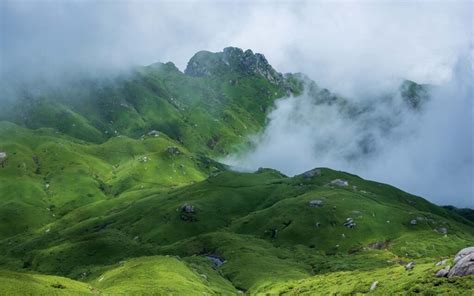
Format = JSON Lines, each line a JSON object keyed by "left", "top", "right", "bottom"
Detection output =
{"left": 0, "top": 47, "right": 472, "bottom": 295}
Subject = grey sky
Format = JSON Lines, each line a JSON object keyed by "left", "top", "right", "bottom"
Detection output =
{"left": 1, "top": 0, "right": 473, "bottom": 206}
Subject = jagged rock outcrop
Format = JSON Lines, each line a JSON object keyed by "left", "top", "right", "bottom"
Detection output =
{"left": 185, "top": 47, "right": 284, "bottom": 85}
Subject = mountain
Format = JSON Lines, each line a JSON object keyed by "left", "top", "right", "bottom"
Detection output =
{"left": 0, "top": 47, "right": 472, "bottom": 295}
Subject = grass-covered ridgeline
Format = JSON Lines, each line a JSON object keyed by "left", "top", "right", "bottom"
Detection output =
{"left": 0, "top": 47, "right": 472, "bottom": 295}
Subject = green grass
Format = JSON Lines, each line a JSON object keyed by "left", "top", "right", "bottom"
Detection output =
{"left": 0, "top": 48, "right": 472, "bottom": 295}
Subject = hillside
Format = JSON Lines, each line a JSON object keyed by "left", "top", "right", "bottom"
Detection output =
{"left": 0, "top": 47, "right": 472, "bottom": 295}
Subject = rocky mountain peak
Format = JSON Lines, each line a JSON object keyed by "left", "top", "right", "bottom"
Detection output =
{"left": 185, "top": 47, "right": 284, "bottom": 85}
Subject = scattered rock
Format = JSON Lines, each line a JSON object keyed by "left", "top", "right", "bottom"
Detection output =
{"left": 410, "top": 219, "right": 417, "bottom": 225}
{"left": 147, "top": 130, "right": 160, "bottom": 137}
{"left": 165, "top": 146, "right": 181, "bottom": 155}
{"left": 343, "top": 218, "right": 356, "bottom": 228}
{"left": 368, "top": 241, "right": 387, "bottom": 250}
{"left": 435, "top": 266, "right": 450, "bottom": 277}
{"left": 315, "top": 222, "right": 321, "bottom": 228}
{"left": 405, "top": 262, "right": 415, "bottom": 270}
{"left": 370, "top": 281, "right": 378, "bottom": 291}
{"left": 138, "top": 155, "right": 150, "bottom": 163}
{"left": 302, "top": 168, "right": 321, "bottom": 179}
{"left": 0, "top": 151, "right": 7, "bottom": 167}
{"left": 436, "top": 259, "right": 448, "bottom": 266}
{"left": 308, "top": 199, "right": 324, "bottom": 207}
{"left": 436, "top": 227, "right": 448, "bottom": 235}
{"left": 331, "top": 179, "right": 349, "bottom": 187}
{"left": 180, "top": 203, "right": 195, "bottom": 213}
{"left": 180, "top": 203, "right": 197, "bottom": 222}
{"left": 206, "top": 255, "right": 226, "bottom": 268}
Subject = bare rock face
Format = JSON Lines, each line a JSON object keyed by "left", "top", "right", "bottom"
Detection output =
{"left": 302, "top": 168, "right": 321, "bottom": 179}
{"left": 185, "top": 47, "right": 284, "bottom": 85}
{"left": 448, "top": 250, "right": 474, "bottom": 277}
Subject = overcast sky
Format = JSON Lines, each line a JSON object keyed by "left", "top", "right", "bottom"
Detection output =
{"left": 1, "top": 0, "right": 473, "bottom": 206}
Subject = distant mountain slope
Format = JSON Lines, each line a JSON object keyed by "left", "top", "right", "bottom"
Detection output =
{"left": 0, "top": 47, "right": 470, "bottom": 295}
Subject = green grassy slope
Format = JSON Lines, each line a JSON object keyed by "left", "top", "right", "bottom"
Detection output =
{"left": 1, "top": 168, "right": 472, "bottom": 294}
{"left": 0, "top": 47, "right": 472, "bottom": 295}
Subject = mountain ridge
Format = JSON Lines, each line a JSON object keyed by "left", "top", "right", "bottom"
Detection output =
{"left": 0, "top": 47, "right": 472, "bottom": 295}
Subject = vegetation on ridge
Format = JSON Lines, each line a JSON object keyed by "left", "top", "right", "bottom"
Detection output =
{"left": 0, "top": 47, "right": 472, "bottom": 295}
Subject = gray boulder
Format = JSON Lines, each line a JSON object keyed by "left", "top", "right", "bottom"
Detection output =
{"left": 448, "top": 253, "right": 474, "bottom": 277}
{"left": 453, "top": 246, "right": 474, "bottom": 264}
{"left": 436, "top": 259, "right": 448, "bottom": 266}
{"left": 331, "top": 179, "right": 348, "bottom": 187}
{"left": 147, "top": 130, "right": 160, "bottom": 137}
{"left": 446, "top": 247, "right": 474, "bottom": 277}
{"left": 405, "top": 262, "right": 415, "bottom": 270}
{"left": 308, "top": 199, "right": 324, "bottom": 207}
{"left": 370, "top": 281, "right": 378, "bottom": 291}
{"left": 0, "top": 152, "right": 6, "bottom": 160}
{"left": 410, "top": 219, "right": 417, "bottom": 225}
{"left": 435, "top": 266, "right": 450, "bottom": 277}
{"left": 343, "top": 217, "right": 356, "bottom": 228}
{"left": 180, "top": 203, "right": 195, "bottom": 213}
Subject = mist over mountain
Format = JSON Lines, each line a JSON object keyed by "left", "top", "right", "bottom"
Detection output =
{"left": 0, "top": 1, "right": 473, "bottom": 294}
{"left": 2, "top": 0, "right": 472, "bottom": 206}
{"left": 225, "top": 54, "right": 473, "bottom": 207}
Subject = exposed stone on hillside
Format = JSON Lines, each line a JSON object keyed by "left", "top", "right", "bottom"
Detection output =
{"left": 344, "top": 218, "right": 356, "bottom": 228}
{"left": 147, "top": 130, "right": 160, "bottom": 137}
{"left": 302, "top": 168, "right": 321, "bottom": 179}
{"left": 449, "top": 253, "right": 474, "bottom": 277}
{"left": 309, "top": 199, "right": 325, "bottom": 207}
{"left": 331, "top": 179, "right": 348, "bottom": 187}
{"left": 165, "top": 146, "right": 181, "bottom": 155}
{"left": 0, "top": 151, "right": 6, "bottom": 167}
{"left": 185, "top": 47, "right": 284, "bottom": 85}
{"left": 180, "top": 203, "right": 195, "bottom": 213}
{"left": 433, "top": 246, "right": 474, "bottom": 278}
{"left": 435, "top": 266, "right": 450, "bottom": 277}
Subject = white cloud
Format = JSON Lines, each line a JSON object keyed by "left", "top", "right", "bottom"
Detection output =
{"left": 1, "top": 0, "right": 472, "bottom": 206}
